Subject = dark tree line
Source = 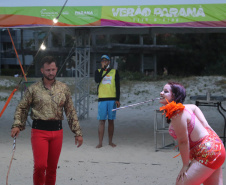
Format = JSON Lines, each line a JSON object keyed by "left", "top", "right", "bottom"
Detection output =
{"left": 156, "top": 33, "right": 226, "bottom": 76}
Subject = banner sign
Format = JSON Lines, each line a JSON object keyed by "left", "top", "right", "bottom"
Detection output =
{"left": 0, "top": 3, "right": 226, "bottom": 28}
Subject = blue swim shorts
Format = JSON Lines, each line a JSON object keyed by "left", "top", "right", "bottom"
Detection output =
{"left": 97, "top": 100, "right": 116, "bottom": 120}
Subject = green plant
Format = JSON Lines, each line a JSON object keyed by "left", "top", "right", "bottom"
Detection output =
{"left": 89, "top": 90, "right": 97, "bottom": 95}
{"left": 134, "top": 90, "right": 149, "bottom": 95}
{"left": 0, "top": 86, "right": 15, "bottom": 91}
{"left": 0, "top": 96, "right": 8, "bottom": 101}
{"left": 215, "top": 80, "right": 226, "bottom": 85}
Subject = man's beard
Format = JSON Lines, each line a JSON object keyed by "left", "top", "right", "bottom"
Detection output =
{"left": 43, "top": 74, "right": 56, "bottom": 81}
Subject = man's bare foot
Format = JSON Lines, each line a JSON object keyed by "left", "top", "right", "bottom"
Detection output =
{"left": 109, "top": 143, "right": 116, "bottom": 147}
{"left": 96, "top": 144, "right": 102, "bottom": 148}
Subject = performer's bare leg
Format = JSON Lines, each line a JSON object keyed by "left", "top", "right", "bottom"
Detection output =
{"left": 108, "top": 120, "right": 116, "bottom": 147}
{"left": 176, "top": 160, "right": 221, "bottom": 185}
{"left": 203, "top": 167, "right": 223, "bottom": 185}
{"left": 96, "top": 120, "right": 105, "bottom": 148}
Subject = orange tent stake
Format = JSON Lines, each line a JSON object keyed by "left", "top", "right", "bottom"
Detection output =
{"left": 0, "top": 88, "right": 18, "bottom": 118}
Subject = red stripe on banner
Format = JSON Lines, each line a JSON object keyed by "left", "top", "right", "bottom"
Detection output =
{"left": 0, "top": 15, "right": 101, "bottom": 27}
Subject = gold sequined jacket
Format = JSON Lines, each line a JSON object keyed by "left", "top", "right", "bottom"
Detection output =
{"left": 12, "top": 79, "right": 82, "bottom": 137}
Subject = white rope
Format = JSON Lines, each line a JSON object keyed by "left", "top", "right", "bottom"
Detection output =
{"left": 6, "top": 137, "right": 16, "bottom": 185}
{"left": 112, "top": 98, "right": 160, "bottom": 111}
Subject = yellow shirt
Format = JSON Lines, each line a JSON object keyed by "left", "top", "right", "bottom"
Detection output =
{"left": 98, "top": 69, "right": 116, "bottom": 98}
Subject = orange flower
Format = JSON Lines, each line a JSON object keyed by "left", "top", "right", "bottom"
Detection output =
{"left": 160, "top": 99, "right": 185, "bottom": 119}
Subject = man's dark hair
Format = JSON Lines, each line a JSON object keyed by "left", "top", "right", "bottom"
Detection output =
{"left": 41, "top": 56, "right": 57, "bottom": 68}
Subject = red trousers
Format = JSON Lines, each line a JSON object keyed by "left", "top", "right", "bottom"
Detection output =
{"left": 31, "top": 129, "right": 63, "bottom": 185}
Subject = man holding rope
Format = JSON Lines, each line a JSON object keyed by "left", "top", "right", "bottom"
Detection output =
{"left": 10, "top": 56, "right": 83, "bottom": 185}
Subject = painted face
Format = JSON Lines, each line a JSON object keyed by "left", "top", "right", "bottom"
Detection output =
{"left": 159, "top": 84, "right": 173, "bottom": 105}
{"left": 41, "top": 62, "right": 58, "bottom": 81}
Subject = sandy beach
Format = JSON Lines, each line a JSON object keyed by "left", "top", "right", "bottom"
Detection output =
{"left": 0, "top": 76, "right": 226, "bottom": 185}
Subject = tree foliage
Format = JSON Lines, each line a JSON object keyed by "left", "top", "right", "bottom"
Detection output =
{"left": 156, "top": 33, "right": 226, "bottom": 76}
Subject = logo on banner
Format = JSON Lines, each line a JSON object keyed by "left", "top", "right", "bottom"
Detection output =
{"left": 75, "top": 11, "right": 94, "bottom": 15}
{"left": 75, "top": 10, "right": 99, "bottom": 19}
{"left": 40, "top": 9, "right": 69, "bottom": 17}
{"left": 112, "top": 6, "right": 206, "bottom": 23}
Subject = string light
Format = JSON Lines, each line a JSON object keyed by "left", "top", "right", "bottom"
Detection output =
{"left": 53, "top": 18, "right": 58, "bottom": 24}
{"left": 40, "top": 43, "right": 46, "bottom": 50}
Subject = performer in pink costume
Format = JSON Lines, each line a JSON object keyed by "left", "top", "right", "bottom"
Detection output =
{"left": 159, "top": 82, "right": 225, "bottom": 185}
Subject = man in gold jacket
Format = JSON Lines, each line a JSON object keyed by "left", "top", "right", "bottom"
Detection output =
{"left": 11, "top": 56, "right": 83, "bottom": 185}
{"left": 95, "top": 55, "right": 120, "bottom": 148}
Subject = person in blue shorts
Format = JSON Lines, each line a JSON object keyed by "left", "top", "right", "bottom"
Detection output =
{"left": 94, "top": 55, "right": 120, "bottom": 148}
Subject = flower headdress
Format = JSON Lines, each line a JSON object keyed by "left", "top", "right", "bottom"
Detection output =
{"left": 160, "top": 99, "right": 185, "bottom": 119}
